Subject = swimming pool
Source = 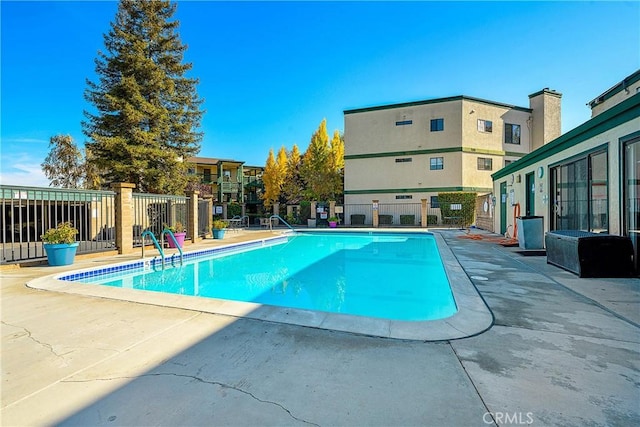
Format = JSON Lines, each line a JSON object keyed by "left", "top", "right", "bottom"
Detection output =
{"left": 64, "top": 232, "right": 457, "bottom": 322}
{"left": 30, "top": 230, "right": 493, "bottom": 340}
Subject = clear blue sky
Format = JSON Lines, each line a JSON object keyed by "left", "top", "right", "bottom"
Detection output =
{"left": 1, "top": 1, "right": 639, "bottom": 187}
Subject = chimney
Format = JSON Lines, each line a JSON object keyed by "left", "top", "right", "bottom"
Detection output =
{"left": 529, "top": 88, "right": 562, "bottom": 151}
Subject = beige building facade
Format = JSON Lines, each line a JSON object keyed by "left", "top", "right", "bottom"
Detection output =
{"left": 343, "top": 91, "right": 561, "bottom": 206}
{"left": 491, "top": 70, "right": 640, "bottom": 272}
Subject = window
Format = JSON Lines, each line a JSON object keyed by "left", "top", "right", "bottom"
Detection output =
{"left": 430, "top": 118, "right": 444, "bottom": 131}
{"left": 430, "top": 157, "right": 444, "bottom": 170}
{"left": 477, "top": 119, "right": 493, "bottom": 133}
{"left": 395, "top": 120, "right": 413, "bottom": 126}
{"left": 477, "top": 157, "right": 493, "bottom": 170}
{"left": 395, "top": 157, "right": 412, "bottom": 163}
{"left": 396, "top": 195, "right": 413, "bottom": 200}
{"left": 505, "top": 123, "right": 521, "bottom": 144}
{"left": 504, "top": 160, "right": 513, "bottom": 167}
{"left": 430, "top": 196, "right": 439, "bottom": 208}
{"left": 551, "top": 149, "right": 608, "bottom": 232}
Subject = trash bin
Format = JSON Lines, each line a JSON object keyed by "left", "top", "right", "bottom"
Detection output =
{"left": 516, "top": 216, "right": 544, "bottom": 249}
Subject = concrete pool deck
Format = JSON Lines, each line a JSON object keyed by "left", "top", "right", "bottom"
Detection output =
{"left": 1, "top": 228, "right": 638, "bottom": 426}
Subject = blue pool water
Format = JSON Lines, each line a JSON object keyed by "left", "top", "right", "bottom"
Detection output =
{"left": 68, "top": 232, "right": 457, "bottom": 321}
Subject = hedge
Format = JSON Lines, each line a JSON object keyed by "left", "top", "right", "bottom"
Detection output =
{"left": 437, "top": 192, "right": 477, "bottom": 228}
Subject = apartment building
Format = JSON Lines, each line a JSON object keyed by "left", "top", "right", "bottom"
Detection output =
{"left": 343, "top": 90, "right": 561, "bottom": 206}
{"left": 186, "top": 156, "right": 264, "bottom": 208}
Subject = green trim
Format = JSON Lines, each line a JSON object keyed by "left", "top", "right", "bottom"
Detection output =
{"left": 345, "top": 186, "right": 493, "bottom": 195}
{"left": 547, "top": 143, "right": 608, "bottom": 169}
{"left": 492, "top": 92, "right": 640, "bottom": 180}
{"left": 345, "top": 147, "right": 528, "bottom": 160}
{"left": 344, "top": 95, "right": 531, "bottom": 115}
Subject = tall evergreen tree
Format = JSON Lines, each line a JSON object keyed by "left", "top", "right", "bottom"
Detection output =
{"left": 83, "top": 0, "right": 204, "bottom": 194}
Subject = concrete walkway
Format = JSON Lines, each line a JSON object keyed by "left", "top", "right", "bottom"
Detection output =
{"left": 1, "top": 229, "right": 638, "bottom": 426}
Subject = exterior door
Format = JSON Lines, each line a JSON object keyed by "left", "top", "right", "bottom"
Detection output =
{"left": 525, "top": 172, "right": 535, "bottom": 216}
{"left": 500, "top": 181, "right": 507, "bottom": 234}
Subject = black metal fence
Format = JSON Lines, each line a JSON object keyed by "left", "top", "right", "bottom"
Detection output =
{"left": 132, "top": 193, "right": 190, "bottom": 247}
{"left": 1, "top": 185, "right": 116, "bottom": 264}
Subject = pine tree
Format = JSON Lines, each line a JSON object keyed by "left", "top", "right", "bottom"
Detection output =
{"left": 42, "top": 135, "right": 85, "bottom": 189}
{"left": 83, "top": 0, "right": 204, "bottom": 194}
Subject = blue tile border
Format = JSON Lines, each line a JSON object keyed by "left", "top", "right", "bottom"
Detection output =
{"left": 59, "top": 235, "right": 289, "bottom": 283}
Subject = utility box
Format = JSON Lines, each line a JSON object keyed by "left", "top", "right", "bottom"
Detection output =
{"left": 517, "top": 216, "right": 544, "bottom": 250}
{"left": 545, "top": 230, "right": 634, "bottom": 277}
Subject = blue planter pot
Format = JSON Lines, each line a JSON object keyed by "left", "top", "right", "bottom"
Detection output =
{"left": 212, "top": 229, "right": 226, "bottom": 239}
{"left": 44, "top": 242, "right": 79, "bottom": 266}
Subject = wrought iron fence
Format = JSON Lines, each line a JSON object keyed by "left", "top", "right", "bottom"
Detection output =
{"left": 1, "top": 185, "right": 116, "bottom": 264}
{"left": 132, "top": 193, "right": 190, "bottom": 247}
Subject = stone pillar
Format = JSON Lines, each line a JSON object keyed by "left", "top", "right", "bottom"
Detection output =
{"left": 186, "top": 190, "right": 199, "bottom": 243}
{"left": 421, "top": 199, "right": 428, "bottom": 228}
{"left": 310, "top": 201, "right": 317, "bottom": 219}
{"left": 372, "top": 199, "right": 379, "bottom": 228}
{"left": 241, "top": 203, "right": 246, "bottom": 218}
{"left": 111, "top": 183, "right": 135, "bottom": 254}
{"left": 329, "top": 200, "right": 336, "bottom": 218}
{"left": 203, "top": 195, "right": 214, "bottom": 236}
{"left": 273, "top": 202, "right": 280, "bottom": 217}
{"left": 222, "top": 202, "right": 228, "bottom": 219}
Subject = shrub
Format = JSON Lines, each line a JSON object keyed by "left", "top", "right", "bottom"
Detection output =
{"left": 41, "top": 222, "right": 78, "bottom": 244}
{"left": 437, "top": 192, "right": 477, "bottom": 227}
{"left": 379, "top": 214, "right": 393, "bottom": 225}
{"left": 212, "top": 219, "right": 229, "bottom": 230}
{"left": 351, "top": 214, "right": 365, "bottom": 225}
{"left": 427, "top": 215, "right": 438, "bottom": 226}
{"left": 400, "top": 214, "right": 415, "bottom": 225}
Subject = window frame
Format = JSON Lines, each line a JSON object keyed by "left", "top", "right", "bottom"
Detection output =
{"left": 430, "top": 157, "right": 444, "bottom": 170}
{"left": 477, "top": 119, "right": 493, "bottom": 133}
{"left": 505, "top": 123, "right": 521, "bottom": 144}
{"left": 430, "top": 118, "right": 444, "bottom": 132}
{"left": 477, "top": 157, "right": 493, "bottom": 170}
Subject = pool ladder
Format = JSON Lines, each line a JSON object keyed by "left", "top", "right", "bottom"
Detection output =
{"left": 141, "top": 230, "right": 183, "bottom": 269}
{"left": 269, "top": 214, "right": 295, "bottom": 232}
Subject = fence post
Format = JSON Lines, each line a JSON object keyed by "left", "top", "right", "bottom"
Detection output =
{"left": 112, "top": 182, "right": 135, "bottom": 254}
{"left": 187, "top": 190, "right": 199, "bottom": 243}
{"left": 421, "top": 199, "right": 428, "bottom": 228}
{"left": 372, "top": 199, "right": 379, "bottom": 228}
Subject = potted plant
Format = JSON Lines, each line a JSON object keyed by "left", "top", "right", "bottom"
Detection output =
{"left": 165, "top": 222, "right": 186, "bottom": 248}
{"left": 41, "top": 222, "right": 79, "bottom": 266}
{"left": 212, "top": 219, "right": 229, "bottom": 239}
{"left": 328, "top": 216, "right": 339, "bottom": 228}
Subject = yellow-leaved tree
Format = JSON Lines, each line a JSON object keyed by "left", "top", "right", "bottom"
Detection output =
{"left": 261, "top": 146, "right": 289, "bottom": 208}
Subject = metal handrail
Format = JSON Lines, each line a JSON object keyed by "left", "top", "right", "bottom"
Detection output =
{"left": 141, "top": 230, "right": 165, "bottom": 269}
{"left": 268, "top": 214, "right": 295, "bottom": 232}
{"left": 161, "top": 229, "right": 184, "bottom": 267}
